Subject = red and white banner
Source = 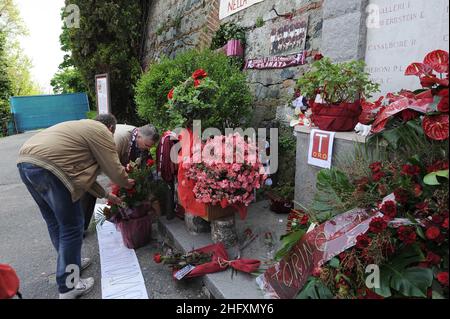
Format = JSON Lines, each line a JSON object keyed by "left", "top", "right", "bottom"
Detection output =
{"left": 256, "top": 209, "right": 383, "bottom": 299}
{"left": 244, "top": 52, "right": 306, "bottom": 70}
{"left": 219, "top": 0, "right": 264, "bottom": 20}
{"left": 307, "top": 129, "right": 335, "bottom": 169}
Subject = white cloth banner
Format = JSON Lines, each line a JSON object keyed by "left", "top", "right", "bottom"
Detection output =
{"left": 95, "top": 204, "right": 148, "bottom": 299}
{"left": 219, "top": 0, "right": 264, "bottom": 20}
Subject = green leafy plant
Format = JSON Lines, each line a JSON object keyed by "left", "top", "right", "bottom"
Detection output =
{"left": 311, "top": 168, "right": 356, "bottom": 222}
{"left": 210, "top": 22, "right": 246, "bottom": 50}
{"left": 375, "top": 245, "right": 433, "bottom": 298}
{"left": 255, "top": 17, "right": 265, "bottom": 28}
{"left": 135, "top": 50, "right": 252, "bottom": 132}
{"left": 297, "top": 276, "right": 334, "bottom": 299}
{"left": 297, "top": 58, "right": 380, "bottom": 104}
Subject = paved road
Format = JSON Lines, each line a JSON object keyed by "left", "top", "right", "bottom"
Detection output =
{"left": 0, "top": 132, "right": 206, "bottom": 299}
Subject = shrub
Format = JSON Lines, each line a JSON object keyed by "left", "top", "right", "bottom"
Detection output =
{"left": 135, "top": 50, "right": 253, "bottom": 132}
{"left": 0, "top": 101, "right": 11, "bottom": 137}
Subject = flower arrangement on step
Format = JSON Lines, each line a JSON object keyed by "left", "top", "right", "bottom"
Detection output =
{"left": 101, "top": 159, "right": 159, "bottom": 223}
{"left": 271, "top": 50, "right": 449, "bottom": 299}
{"left": 182, "top": 133, "right": 267, "bottom": 219}
{"left": 296, "top": 56, "right": 380, "bottom": 132}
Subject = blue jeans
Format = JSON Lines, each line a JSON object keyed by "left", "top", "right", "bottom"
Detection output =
{"left": 17, "top": 163, "right": 84, "bottom": 293}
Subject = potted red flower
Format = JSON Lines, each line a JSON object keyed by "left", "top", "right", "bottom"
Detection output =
{"left": 296, "top": 57, "right": 380, "bottom": 131}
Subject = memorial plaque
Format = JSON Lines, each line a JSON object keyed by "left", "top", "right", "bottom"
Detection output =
{"left": 365, "top": 0, "right": 449, "bottom": 97}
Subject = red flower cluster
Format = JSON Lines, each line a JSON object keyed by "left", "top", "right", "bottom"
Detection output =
{"left": 192, "top": 69, "right": 208, "bottom": 80}
{"left": 397, "top": 226, "right": 417, "bottom": 245}
{"left": 437, "top": 272, "right": 449, "bottom": 287}
{"left": 427, "top": 160, "right": 449, "bottom": 173}
{"left": 401, "top": 164, "right": 421, "bottom": 176}
{"left": 380, "top": 201, "right": 397, "bottom": 219}
{"left": 394, "top": 188, "right": 409, "bottom": 204}
{"left": 369, "top": 162, "right": 382, "bottom": 173}
{"left": 356, "top": 234, "right": 371, "bottom": 249}
{"left": 369, "top": 217, "right": 388, "bottom": 234}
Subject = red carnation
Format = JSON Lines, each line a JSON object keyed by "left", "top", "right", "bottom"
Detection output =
{"left": 413, "top": 184, "right": 423, "bottom": 197}
{"left": 146, "top": 159, "right": 155, "bottom": 167}
{"left": 394, "top": 188, "right": 409, "bottom": 204}
{"left": 397, "top": 226, "right": 417, "bottom": 245}
{"left": 436, "top": 272, "right": 449, "bottom": 287}
{"left": 167, "top": 88, "right": 174, "bottom": 100}
{"left": 299, "top": 214, "right": 309, "bottom": 225}
{"left": 381, "top": 200, "right": 397, "bottom": 219}
{"left": 194, "top": 79, "right": 201, "bottom": 87}
{"left": 313, "top": 53, "right": 324, "bottom": 61}
{"left": 426, "top": 252, "right": 441, "bottom": 265}
{"left": 442, "top": 218, "right": 449, "bottom": 229}
{"left": 372, "top": 171, "right": 386, "bottom": 182}
{"left": 427, "top": 160, "right": 449, "bottom": 173}
{"left": 192, "top": 69, "right": 208, "bottom": 80}
{"left": 126, "top": 187, "right": 137, "bottom": 196}
{"left": 153, "top": 253, "right": 162, "bottom": 263}
{"left": 369, "top": 162, "right": 382, "bottom": 173}
{"left": 401, "top": 164, "right": 421, "bottom": 176}
{"left": 356, "top": 234, "right": 372, "bottom": 249}
{"left": 426, "top": 226, "right": 441, "bottom": 240}
{"left": 432, "top": 215, "right": 444, "bottom": 225}
{"left": 369, "top": 217, "right": 388, "bottom": 234}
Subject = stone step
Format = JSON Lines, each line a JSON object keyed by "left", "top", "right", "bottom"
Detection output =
{"left": 158, "top": 200, "right": 287, "bottom": 299}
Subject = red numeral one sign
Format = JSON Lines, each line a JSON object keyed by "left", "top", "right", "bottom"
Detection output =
{"left": 307, "top": 129, "right": 335, "bottom": 169}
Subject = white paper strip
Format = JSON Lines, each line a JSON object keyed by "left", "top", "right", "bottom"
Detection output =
{"left": 95, "top": 204, "right": 149, "bottom": 299}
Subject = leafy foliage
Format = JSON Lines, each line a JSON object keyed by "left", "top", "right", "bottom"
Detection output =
{"left": 210, "top": 22, "right": 246, "bottom": 50}
{"left": 297, "top": 276, "right": 333, "bottom": 299}
{"left": 297, "top": 58, "right": 380, "bottom": 104}
{"left": 375, "top": 244, "right": 432, "bottom": 298}
{"left": 135, "top": 50, "right": 253, "bottom": 132}
{"left": 60, "top": 0, "right": 147, "bottom": 123}
{"left": 311, "top": 168, "right": 356, "bottom": 222}
{"left": 51, "top": 67, "right": 88, "bottom": 94}
{"left": 0, "top": 31, "right": 11, "bottom": 136}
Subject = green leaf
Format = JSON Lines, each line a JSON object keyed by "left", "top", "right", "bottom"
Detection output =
{"left": 389, "top": 267, "right": 433, "bottom": 298}
{"left": 375, "top": 245, "right": 431, "bottom": 298}
{"left": 274, "top": 229, "right": 305, "bottom": 261}
{"left": 329, "top": 257, "right": 340, "bottom": 269}
{"left": 297, "top": 277, "right": 333, "bottom": 299}
{"left": 423, "top": 169, "right": 449, "bottom": 185}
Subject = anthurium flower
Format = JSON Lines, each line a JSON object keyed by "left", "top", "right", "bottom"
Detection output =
{"left": 422, "top": 114, "right": 449, "bottom": 141}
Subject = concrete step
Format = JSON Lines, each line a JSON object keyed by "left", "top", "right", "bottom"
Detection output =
{"left": 158, "top": 200, "right": 287, "bottom": 299}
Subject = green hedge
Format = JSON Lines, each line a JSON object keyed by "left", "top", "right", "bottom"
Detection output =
{"left": 135, "top": 50, "right": 253, "bottom": 132}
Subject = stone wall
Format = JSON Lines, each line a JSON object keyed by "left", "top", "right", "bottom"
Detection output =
{"left": 143, "top": 0, "right": 220, "bottom": 69}
{"left": 221, "top": 0, "right": 324, "bottom": 126}
{"left": 142, "top": 0, "right": 324, "bottom": 127}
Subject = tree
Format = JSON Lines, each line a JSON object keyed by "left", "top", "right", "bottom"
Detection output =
{"left": 0, "top": 31, "right": 12, "bottom": 136}
{"left": 60, "top": 0, "right": 150, "bottom": 123}
{"left": 51, "top": 67, "right": 87, "bottom": 94}
{"left": 1, "top": 0, "right": 41, "bottom": 97}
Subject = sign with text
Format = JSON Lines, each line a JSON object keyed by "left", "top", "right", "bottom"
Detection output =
{"left": 365, "top": 0, "right": 449, "bottom": 97}
{"left": 256, "top": 209, "right": 382, "bottom": 299}
{"left": 307, "top": 129, "right": 335, "bottom": 169}
{"left": 219, "top": 0, "right": 264, "bottom": 20}
{"left": 95, "top": 74, "right": 110, "bottom": 115}
{"left": 270, "top": 15, "right": 309, "bottom": 55}
{"left": 245, "top": 52, "right": 306, "bottom": 70}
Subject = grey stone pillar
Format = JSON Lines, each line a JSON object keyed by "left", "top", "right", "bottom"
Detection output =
{"left": 321, "top": 0, "right": 369, "bottom": 62}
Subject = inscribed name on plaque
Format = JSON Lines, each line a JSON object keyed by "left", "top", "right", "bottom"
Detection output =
{"left": 365, "top": 0, "right": 449, "bottom": 97}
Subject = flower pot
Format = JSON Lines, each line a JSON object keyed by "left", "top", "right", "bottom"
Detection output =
{"left": 203, "top": 204, "right": 235, "bottom": 221}
{"left": 226, "top": 39, "right": 244, "bottom": 57}
{"left": 210, "top": 215, "right": 238, "bottom": 248}
{"left": 310, "top": 100, "right": 362, "bottom": 132}
{"left": 266, "top": 191, "right": 293, "bottom": 214}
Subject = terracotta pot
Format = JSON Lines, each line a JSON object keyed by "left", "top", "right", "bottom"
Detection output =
{"left": 310, "top": 100, "right": 362, "bottom": 132}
